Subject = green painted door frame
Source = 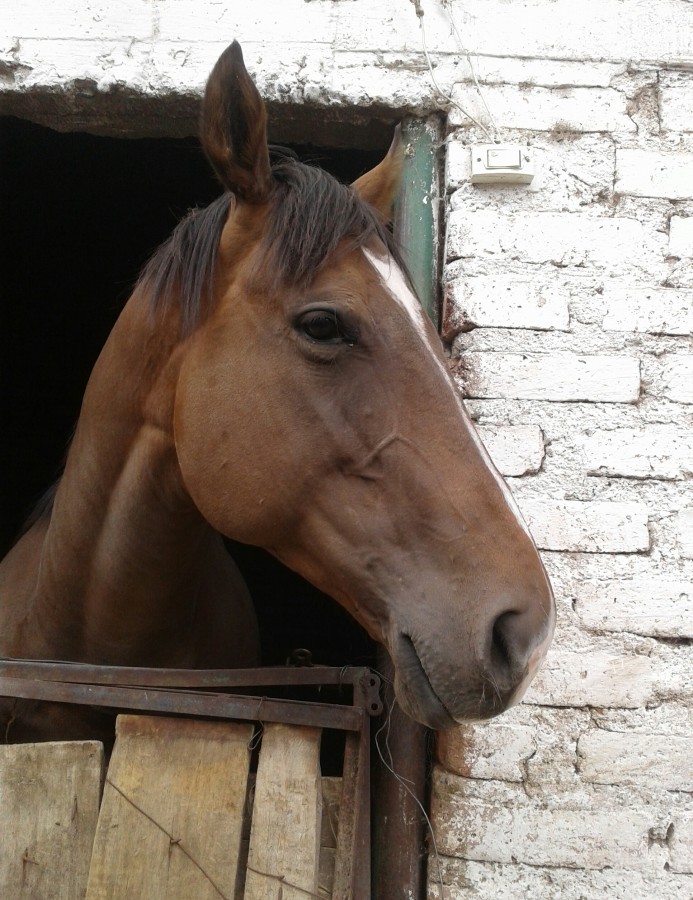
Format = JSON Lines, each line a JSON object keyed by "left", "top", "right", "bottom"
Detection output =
{"left": 394, "top": 116, "right": 443, "bottom": 328}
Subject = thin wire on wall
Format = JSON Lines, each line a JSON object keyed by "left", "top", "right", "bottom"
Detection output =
{"left": 411, "top": 0, "right": 501, "bottom": 142}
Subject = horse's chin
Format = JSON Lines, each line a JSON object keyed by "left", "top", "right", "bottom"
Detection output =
{"left": 390, "top": 634, "right": 459, "bottom": 730}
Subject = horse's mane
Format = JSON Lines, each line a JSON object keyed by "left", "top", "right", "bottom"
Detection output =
{"left": 138, "top": 157, "right": 407, "bottom": 333}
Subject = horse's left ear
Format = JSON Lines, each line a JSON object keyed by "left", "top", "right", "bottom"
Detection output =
{"left": 200, "top": 41, "right": 272, "bottom": 204}
{"left": 352, "top": 126, "right": 404, "bottom": 222}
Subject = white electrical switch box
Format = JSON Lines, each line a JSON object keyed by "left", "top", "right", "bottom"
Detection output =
{"left": 470, "top": 143, "right": 535, "bottom": 184}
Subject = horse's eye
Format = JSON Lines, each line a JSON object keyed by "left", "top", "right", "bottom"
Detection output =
{"left": 298, "top": 310, "right": 345, "bottom": 344}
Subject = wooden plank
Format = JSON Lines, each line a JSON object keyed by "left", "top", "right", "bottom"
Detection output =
{"left": 86, "top": 715, "right": 252, "bottom": 900}
{"left": 0, "top": 740, "right": 103, "bottom": 900}
{"left": 318, "top": 777, "right": 341, "bottom": 899}
{"left": 244, "top": 723, "right": 322, "bottom": 900}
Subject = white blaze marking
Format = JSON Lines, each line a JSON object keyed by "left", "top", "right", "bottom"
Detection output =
{"left": 363, "top": 247, "right": 532, "bottom": 540}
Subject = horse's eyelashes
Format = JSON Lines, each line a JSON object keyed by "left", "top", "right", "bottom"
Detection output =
{"left": 296, "top": 309, "right": 356, "bottom": 346}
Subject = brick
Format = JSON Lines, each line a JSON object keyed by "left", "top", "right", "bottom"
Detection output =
{"left": 446, "top": 276, "right": 570, "bottom": 332}
{"left": 577, "top": 730, "right": 693, "bottom": 790}
{"left": 157, "top": 0, "right": 337, "bottom": 45}
{"left": 657, "top": 355, "right": 693, "bottom": 404}
{"left": 520, "top": 499, "right": 649, "bottom": 552}
{"left": 436, "top": 723, "right": 537, "bottom": 782}
{"left": 476, "top": 424, "right": 545, "bottom": 477}
{"left": 524, "top": 648, "right": 654, "bottom": 708}
{"left": 601, "top": 286, "right": 693, "bottom": 336}
{"left": 581, "top": 426, "right": 693, "bottom": 479}
{"left": 431, "top": 768, "right": 667, "bottom": 871}
{"left": 660, "top": 73, "right": 693, "bottom": 133}
{"left": 4, "top": 0, "right": 152, "bottom": 40}
{"left": 677, "top": 508, "right": 693, "bottom": 559}
{"left": 430, "top": 858, "right": 693, "bottom": 900}
{"left": 576, "top": 578, "right": 693, "bottom": 639}
{"left": 450, "top": 0, "right": 693, "bottom": 64}
{"left": 446, "top": 210, "right": 645, "bottom": 271}
{"left": 457, "top": 353, "right": 641, "bottom": 403}
{"left": 671, "top": 812, "right": 693, "bottom": 874}
{"left": 615, "top": 149, "right": 693, "bottom": 200}
{"left": 669, "top": 216, "right": 693, "bottom": 258}
{"left": 470, "top": 57, "right": 622, "bottom": 88}
{"left": 448, "top": 83, "right": 635, "bottom": 132}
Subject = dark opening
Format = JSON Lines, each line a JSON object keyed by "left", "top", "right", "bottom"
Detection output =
{"left": 0, "top": 116, "right": 384, "bottom": 671}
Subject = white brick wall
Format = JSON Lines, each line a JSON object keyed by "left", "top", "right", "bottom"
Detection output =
{"left": 2, "top": 2, "right": 692, "bottom": 898}
{"left": 434, "top": 2, "right": 693, "bottom": 896}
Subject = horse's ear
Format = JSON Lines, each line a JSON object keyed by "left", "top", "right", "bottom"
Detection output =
{"left": 200, "top": 41, "right": 272, "bottom": 204}
{"left": 352, "top": 126, "right": 404, "bottom": 222}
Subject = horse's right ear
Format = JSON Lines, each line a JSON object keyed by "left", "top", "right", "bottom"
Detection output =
{"left": 200, "top": 41, "right": 272, "bottom": 204}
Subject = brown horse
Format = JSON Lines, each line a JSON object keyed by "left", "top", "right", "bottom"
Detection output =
{"left": 0, "top": 42, "right": 554, "bottom": 743}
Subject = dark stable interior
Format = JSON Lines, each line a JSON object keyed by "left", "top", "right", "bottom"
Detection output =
{"left": 0, "top": 116, "right": 385, "bottom": 673}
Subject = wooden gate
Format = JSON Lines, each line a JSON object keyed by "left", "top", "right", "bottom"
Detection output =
{"left": 0, "top": 663, "right": 378, "bottom": 899}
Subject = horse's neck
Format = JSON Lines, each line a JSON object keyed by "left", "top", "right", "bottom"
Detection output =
{"left": 19, "top": 298, "right": 216, "bottom": 663}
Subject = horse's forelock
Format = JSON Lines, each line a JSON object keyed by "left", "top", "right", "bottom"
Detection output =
{"left": 263, "top": 160, "right": 393, "bottom": 287}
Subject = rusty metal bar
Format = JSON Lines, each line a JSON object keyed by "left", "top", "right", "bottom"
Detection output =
{"left": 0, "top": 676, "right": 364, "bottom": 732}
{"left": 0, "top": 657, "right": 377, "bottom": 693}
{"left": 371, "top": 648, "right": 428, "bottom": 900}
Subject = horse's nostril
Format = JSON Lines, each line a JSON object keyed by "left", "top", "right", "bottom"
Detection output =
{"left": 491, "top": 611, "right": 517, "bottom": 675}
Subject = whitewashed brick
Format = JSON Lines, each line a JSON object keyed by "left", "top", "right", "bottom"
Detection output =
{"left": 446, "top": 210, "right": 645, "bottom": 270}
{"left": 576, "top": 579, "right": 693, "bottom": 639}
{"left": 601, "top": 287, "right": 693, "bottom": 336}
{"left": 448, "top": 83, "right": 635, "bottom": 132}
{"left": 577, "top": 730, "right": 693, "bottom": 790}
{"left": 658, "top": 355, "right": 693, "bottom": 404}
{"left": 446, "top": 276, "right": 570, "bottom": 331}
{"left": 525, "top": 648, "right": 654, "bottom": 708}
{"left": 457, "top": 353, "right": 641, "bottom": 403}
{"left": 677, "top": 508, "right": 693, "bottom": 559}
{"left": 669, "top": 216, "right": 693, "bottom": 258}
{"left": 520, "top": 499, "right": 649, "bottom": 552}
{"left": 615, "top": 149, "right": 693, "bottom": 200}
{"left": 581, "top": 427, "right": 693, "bottom": 479}
{"left": 451, "top": 0, "right": 693, "bottom": 64}
{"left": 430, "top": 858, "right": 693, "bottom": 900}
{"left": 4, "top": 0, "right": 152, "bottom": 40}
{"left": 477, "top": 424, "right": 545, "bottom": 476}
{"left": 661, "top": 73, "right": 693, "bottom": 133}
{"left": 470, "top": 57, "right": 622, "bottom": 88}
{"left": 436, "top": 723, "right": 537, "bottom": 783}
{"left": 157, "top": 0, "right": 336, "bottom": 43}
{"left": 671, "top": 812, "right": 693, "bottom": 874}
{"left": 432, "top": 768, "right": 667, "bottom": 871}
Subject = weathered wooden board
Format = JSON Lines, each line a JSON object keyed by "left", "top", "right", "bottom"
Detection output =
{"left": 318, "top": 777, "right": 341, "bottom": 899}
{"left": 244, "top": 723, "right": 322, "bottom": 900}
{"left": 0, "top": 740, "right": 104, "bottom": 900}
{"left": 85, "top": 715, "right": 252, "bottom": 900}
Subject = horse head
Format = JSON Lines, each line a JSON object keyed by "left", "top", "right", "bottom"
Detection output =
{"left": 170, "top": 42, "right": 554, "bottom": 728}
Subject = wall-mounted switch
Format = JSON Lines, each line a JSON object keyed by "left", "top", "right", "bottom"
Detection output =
{"left": 470, "top": 143, "right": 534, "bottom": 184}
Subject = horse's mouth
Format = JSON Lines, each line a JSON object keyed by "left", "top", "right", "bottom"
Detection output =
{"left": 392, "top": 633, "right": 458, "bottom": 730}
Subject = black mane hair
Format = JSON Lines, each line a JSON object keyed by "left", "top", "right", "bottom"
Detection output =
{"left": 138, "top": 157, "right": 408, "bottom": 333}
